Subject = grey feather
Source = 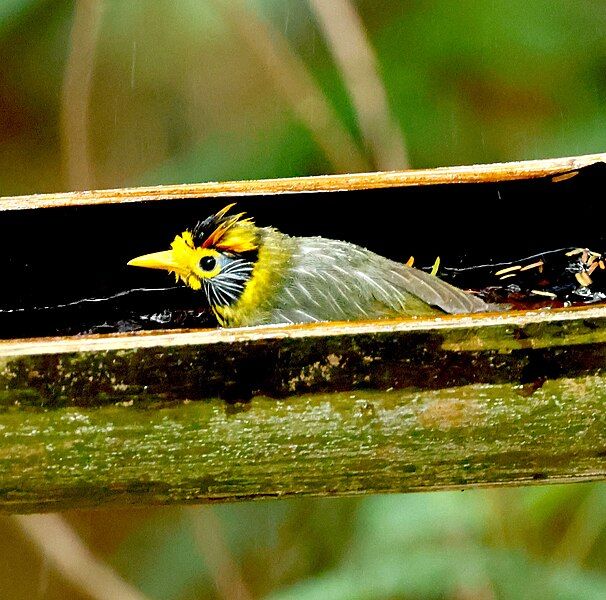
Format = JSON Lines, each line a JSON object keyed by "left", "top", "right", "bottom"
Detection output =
{"left": 258, "top": 234, "right": 490, "bottom": 325}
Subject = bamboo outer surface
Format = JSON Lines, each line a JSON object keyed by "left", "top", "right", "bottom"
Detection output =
{"left": 1, "top": 306, "right": 606, "bottom": 514}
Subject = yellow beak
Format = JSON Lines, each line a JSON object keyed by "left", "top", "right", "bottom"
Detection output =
{"left": 127, "top": 250, "right": 182, "bottom": 273}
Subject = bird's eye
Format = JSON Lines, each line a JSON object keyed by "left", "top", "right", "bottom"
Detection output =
{"left": 200, "top": 255, "right": 217, "bottom": 271}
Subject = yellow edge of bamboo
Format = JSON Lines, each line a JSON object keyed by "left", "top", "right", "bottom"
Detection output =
{"left": 1, "top": 153, "right": 604, "bottom": 211}
{"left": 1, "top": 304, "right": 605, "bottom": 358}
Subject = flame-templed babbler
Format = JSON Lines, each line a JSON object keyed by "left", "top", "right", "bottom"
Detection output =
{"left": 128, "top": 204, "right": 490, "bottom": 327}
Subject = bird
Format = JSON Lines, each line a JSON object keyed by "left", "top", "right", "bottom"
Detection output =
{"left": 127, "top": 204, "right": 491, "bottom": 327}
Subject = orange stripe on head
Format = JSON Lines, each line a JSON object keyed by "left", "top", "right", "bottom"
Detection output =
{"left": 199, "top": 205, "right": 259, "bottom": 254}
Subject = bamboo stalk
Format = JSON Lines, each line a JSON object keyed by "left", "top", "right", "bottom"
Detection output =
{"left": 0, "top": 154, "right": 604, "bottom": 514}
{"left": 1, "top": 153, "right": 603, "bottom": 211}
{"left": 1, "top": 305, "right": 605, "bottom": 514}
{"left": 2, "top": 374, "right": 606, "bottom": 514}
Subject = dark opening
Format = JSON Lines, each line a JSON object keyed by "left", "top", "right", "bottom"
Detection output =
{"left": 0, "top": 162, "right": 604, "bottom": 339}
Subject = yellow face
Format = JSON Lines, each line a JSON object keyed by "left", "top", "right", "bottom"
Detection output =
{"left": 128, "top": 205, "right": 259, "bottom": 312}
{"left": 128, "top": 230, "right": 222, "bottom": 291}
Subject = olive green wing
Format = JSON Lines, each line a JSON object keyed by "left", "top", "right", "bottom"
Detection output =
{"left": 267, "top": 237, "right": 488, "bottom": 324}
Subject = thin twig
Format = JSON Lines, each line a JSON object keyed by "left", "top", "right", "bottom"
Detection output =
{"left": 308, "top": 0, "right": 408, "bottom": 170}
{"left": 213, "top": 0, "right": 369, "bottom": 174}
{"left": 61, "top": 0, "right": 104, "bottom": 190}
{"left": 13, "top": 514, "right": 149, "bottom": 600}
{"left": 187, "top": 507, "right": 254, "bottom": 600}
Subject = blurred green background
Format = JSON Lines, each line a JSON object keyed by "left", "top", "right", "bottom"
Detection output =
{"left": 2, "top": 1, "right": 606, "bottom": 598}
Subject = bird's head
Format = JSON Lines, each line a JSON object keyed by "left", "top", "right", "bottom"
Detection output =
{"left": 127, "top": 204, "right": 259, "bottom": 307}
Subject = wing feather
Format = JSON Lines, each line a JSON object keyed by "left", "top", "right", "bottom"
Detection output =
{"left": 266, "top": 236, "right": 489, "bottom": 324}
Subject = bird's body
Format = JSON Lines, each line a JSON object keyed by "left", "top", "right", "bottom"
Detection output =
{"left": 216, "top": 229, "right": 487, "bottom": 326}
{"left": 128, "top": 205, "right": 490, "bottom": 327}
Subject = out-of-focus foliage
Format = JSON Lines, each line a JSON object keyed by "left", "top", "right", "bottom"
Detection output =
{"left": 2, "top": 1, "right": 606, "bottom": 599}
{"left": 3, "top": 0, "right": 606, "bottom": 194}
